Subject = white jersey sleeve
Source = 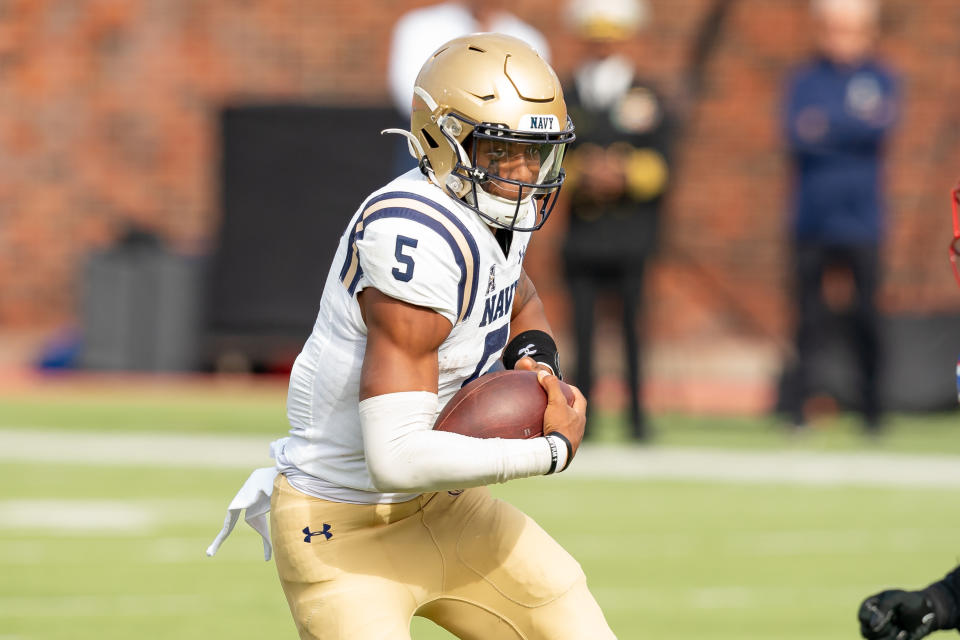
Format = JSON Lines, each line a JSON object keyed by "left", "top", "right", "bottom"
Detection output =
{"left": 340, "top": 191, "right": 482, "bottom": 327}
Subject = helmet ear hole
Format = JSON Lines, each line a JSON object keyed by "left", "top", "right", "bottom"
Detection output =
{"left": 421, "top": 129, "right": 440, "bottom": 149}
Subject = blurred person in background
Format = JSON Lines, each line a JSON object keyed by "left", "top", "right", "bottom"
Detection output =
{"left": 781, "top": 0, "right": 898, "bottom": 433}
{"left": 387, "top": 0, "right": 550, "bottom": 172}
{"left": 855, "top": 187, "right": 960, "bottom": 640}
{"left": 560, "top": 0, "right": 674, "bottom": 441}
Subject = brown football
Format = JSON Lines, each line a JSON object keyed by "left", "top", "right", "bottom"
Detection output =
{"left": 434, "top": 370, "right": 576, "bottom": 439}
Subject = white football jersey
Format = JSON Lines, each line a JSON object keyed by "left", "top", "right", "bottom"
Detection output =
{"left": 277, "top": 169, "right": 534, "bottom": 504}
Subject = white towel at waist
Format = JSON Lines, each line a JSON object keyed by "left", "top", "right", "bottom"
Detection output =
{"left": 205, "top": 438, "right": 287, "bottom": 561}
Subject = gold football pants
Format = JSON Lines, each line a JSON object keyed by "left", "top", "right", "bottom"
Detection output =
{"left": 270, "top": 474, "right": 616, "bottom": 639}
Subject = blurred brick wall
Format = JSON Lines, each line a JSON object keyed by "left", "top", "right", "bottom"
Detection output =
{"left": 1, "top": 0, "right": 958, "bottom": 349}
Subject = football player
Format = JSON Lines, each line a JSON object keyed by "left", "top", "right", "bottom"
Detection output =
{"left": 208, "top": 34, "right": 617, "bottom": 639}
{"left": 856, "top": 185, "right": 960, "bottom": 640}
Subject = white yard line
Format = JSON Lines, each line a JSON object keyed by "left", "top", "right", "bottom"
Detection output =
{"left": 1, "top": 427, "right": 960, "bottom": 488}
{"left": 569, "top": 444, "right": 960, "bottom": 488}
{"left": 0, "top": 594, "right": 201, "bottom": 617}
{"left": 0, "top": 428, "right": 274, "bottom": 469}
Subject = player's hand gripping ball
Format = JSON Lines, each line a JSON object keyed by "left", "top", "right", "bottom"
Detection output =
{"left": 434, "top": 370, "right": 575, "bottom": 439}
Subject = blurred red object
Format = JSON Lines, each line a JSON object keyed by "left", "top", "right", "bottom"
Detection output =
{"left": 951, "top": 185, "right": 960, "bottom": 287}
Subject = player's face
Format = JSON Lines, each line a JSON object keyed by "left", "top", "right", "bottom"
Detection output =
{"left": 473, "top": 138, "right": 542, "bottom": 200}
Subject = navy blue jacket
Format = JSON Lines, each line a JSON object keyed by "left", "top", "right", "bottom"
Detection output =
{"left": 784, "top": 56, "right": 899, "bottom": 245}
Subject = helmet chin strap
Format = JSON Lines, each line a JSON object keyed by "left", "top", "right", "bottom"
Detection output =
{"left": 471, "top": 188, "right": 535, "bottom": 229}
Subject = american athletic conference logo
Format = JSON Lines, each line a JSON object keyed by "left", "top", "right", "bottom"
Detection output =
{"left": 302, "top": 524, "right": 332, "bottom": 542}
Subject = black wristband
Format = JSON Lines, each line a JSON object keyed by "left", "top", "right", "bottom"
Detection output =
{"left": 502, "top": 330, "right": 561, "bottom": 379}
{"left": 545, "top": 436, "right": 559, "bottom": 475}
{"left": 550, "top": 432, "right": 574, "bottom": 472}
{"left": 924, "top": 579, "right": 960, "bottom": 630}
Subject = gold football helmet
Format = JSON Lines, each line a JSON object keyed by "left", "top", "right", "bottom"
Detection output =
{"left": 393, "top": 33, "right": 575, "bottom": 231}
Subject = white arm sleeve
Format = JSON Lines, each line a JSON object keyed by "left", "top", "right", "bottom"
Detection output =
{"left": 359, "top": 391, "right": 566, "bottom": 493}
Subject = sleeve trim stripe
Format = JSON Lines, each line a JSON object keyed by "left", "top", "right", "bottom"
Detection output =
{"left": 339, "top": 193, "right": 480, "bottom": 323}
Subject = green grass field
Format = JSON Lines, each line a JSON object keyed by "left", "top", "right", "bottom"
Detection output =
{"left": 1, "top": 382, "right": 958, "bottom": 639}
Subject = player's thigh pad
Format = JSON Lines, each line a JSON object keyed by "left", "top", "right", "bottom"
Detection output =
{"left": 420, "top": 488, "right": 615, "bottom": 638}
{"left": 270, "top": 475, "right": 435, "bottom": 640}
{"left": 418, "top": 487, "right": 581, "bottom": 606}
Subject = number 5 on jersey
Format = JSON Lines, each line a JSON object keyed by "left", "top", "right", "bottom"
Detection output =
{"left": 392, "top": 235, "right": 418, "bottom": 282}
